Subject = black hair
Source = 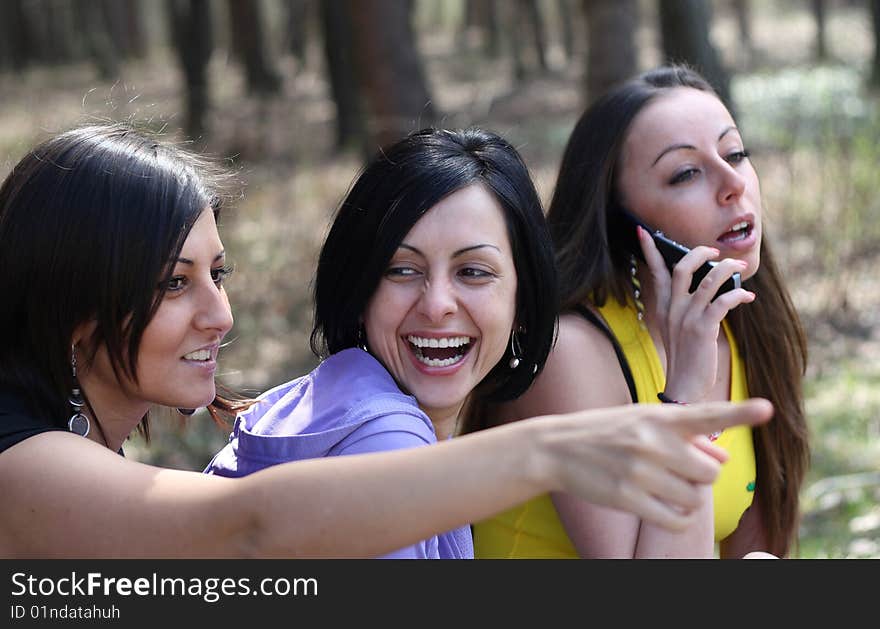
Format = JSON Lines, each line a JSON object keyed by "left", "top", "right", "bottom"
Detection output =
{"left": 0, "top": 122, "right": 245, "bottom": 434}
{"left": 310, "top": 127, "right": 558, "bottom": 402}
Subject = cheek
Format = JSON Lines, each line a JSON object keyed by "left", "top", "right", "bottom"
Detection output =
{"left": 363, "top": 288, "right": 408, "bottom": 345}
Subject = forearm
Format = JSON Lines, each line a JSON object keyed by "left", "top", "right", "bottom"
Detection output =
{"left": 239, "top": 421, "right": 547, "bottom": 558}
{"left": 633, "top": 484, "right": 715, "bottom": 558}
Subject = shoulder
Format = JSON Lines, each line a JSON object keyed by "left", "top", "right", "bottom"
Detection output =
{"left": 493, "top": 308, "right": 633, "bottom": 423}
{"left": 208, "top": 349, "right": 433, "bottom": 471}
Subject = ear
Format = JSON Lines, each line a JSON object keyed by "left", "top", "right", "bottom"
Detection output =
{"left": 71, "top": 319, "right": 98, "bottom": 349}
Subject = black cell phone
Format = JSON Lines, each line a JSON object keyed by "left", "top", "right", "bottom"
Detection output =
{"left": 611, "top": 207, "right": 741, "bottom": 299}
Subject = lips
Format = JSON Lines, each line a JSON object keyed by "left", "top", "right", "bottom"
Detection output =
{"left": 406, "top": 334, "right": 473, "bottom": 368}
{"left": 182, "top": 344, "right": 218, "bottom": 362}
{"left": 717, "top": 218, "right": 753, "bottom": 244}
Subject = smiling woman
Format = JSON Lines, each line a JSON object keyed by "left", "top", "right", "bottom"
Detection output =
{"left": 205, "top": 127, "right": 558, "bottom": 558}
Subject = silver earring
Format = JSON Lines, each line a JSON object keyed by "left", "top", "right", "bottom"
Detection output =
{"left": 68, "top": 345, "right": 90, "bottom": 437}
{"left": 630, "top": 254, "right": 646, "bottom": 329}
{"left": 508, "top": 330, "right": 522, "bottom": 369}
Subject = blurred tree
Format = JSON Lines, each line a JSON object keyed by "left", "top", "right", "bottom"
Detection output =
{"left": 348, "top": 0, "right": 437, "bottom": 151}
{"left": 505, "top": 0, "right": 549, "bottom": 81}
{"left": 460, "top": 0, "right": 501, "bottom": 58}
{"left": 658, "top": 0, "right": 734, "bottom": 112}
{"left": 285, "top": 0, "right": 312, "bottom": 66}
{"left": 870, "top": 0, "right": 880, "bottom": 88}
{"left": 76, "top": 0, "right": 121, "bottom": 81}
{"left": 731, "top": 0, "right": 755, "bottom": 69}
{"left": 227, "top": 0, "right": 283, "bottom": 95}
{"left": 319, "top": 0, "right": 368, "bottom": 152}
{"left": 0, "top": 0, "right": 33, "bottom": 72}
{"left": 812, "top": 0, "right": 829, "bottom": 62}
{"left": 103, "top": 0, "right": 147, "bottom": 60}
{"left": 582, "top": 0, "right": 638, "bottom": 105}
{"left": 168, "top": 0, "right": 213, "bottom": 141}
{"left": 558, "top": 0, "right": 577, "bottom": 63}
{"left": 34, "top": 0, "right": 80, "bottom": 64}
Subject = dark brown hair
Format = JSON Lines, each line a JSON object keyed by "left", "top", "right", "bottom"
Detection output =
{"left": 545, "top": 65, "right": 809, "bottom": 556}
{"left": 547, "top": 65, "right": 810, "bottom": 556}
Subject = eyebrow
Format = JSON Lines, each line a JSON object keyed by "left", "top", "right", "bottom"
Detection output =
{"left": 176, "top": 250, "right": 226, "bottom": 265}
{"left": 650, "top": 126, "right": 740, "bottom": 167}
{"left": 398, "top": 243, "right": 502, "bottom": 257}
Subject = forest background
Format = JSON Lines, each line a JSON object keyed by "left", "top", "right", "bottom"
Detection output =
{"left": 2, "top": 0, "right": 879, "bottom": 559}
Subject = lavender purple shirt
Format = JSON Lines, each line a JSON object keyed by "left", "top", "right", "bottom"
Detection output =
{"left": 204, "top": 348, "right": 473, "bottom": 559}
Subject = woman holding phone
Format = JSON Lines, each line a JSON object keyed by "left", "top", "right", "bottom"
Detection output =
{"left": 465, "top": 65, "right": 809, "bottom": 559}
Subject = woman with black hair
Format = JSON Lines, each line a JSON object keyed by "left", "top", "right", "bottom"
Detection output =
{"left": 0, "top": 123, "right": 772, "bottom": 558}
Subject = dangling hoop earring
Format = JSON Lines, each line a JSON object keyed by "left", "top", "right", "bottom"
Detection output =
{"left": 508, "top": 329, "right": 522, "bottom": 369}
{"left": 68, "top": 345, "right": 90, "bottom": 437}
{"left": 630, "top": 254, "right": 646, "bottom": 329}
{"left": 357, "top": 323, "right": 369, "bottom": 352}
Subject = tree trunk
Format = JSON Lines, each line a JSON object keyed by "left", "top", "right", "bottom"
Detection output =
{"left": 168, "top": 0, "right": 213, "bottom": 141}
{"left": 582, "top": 0, "right": 638, "bottom": 104}
{"left": 347, "top": 0, "right": 437, "bottom": 152}
{"left": 731, "top": 0, "right": 754, "bottom": 68}
{"left": 520, "top": 0, "right": 548, "bottom": 71}
{"left": 227, "top": 0, "right": 283, "bottom": 95}
{"left": 319, "top": 0, "right": 367, "bottom": 152}
{"left": 0, "top": 0, "right": 35, "bottom": 71}
{"left": 286, "top": 0, "right": 311, "bottom": 64}
{"left": 557, "top": 0, "right": 576, "bottom": 62}
{"left": 812, "top": 0, "right": 828, "bottom": 62}
{"left": 658, "top": 0, "right": 734, "bottom": 113}
{"left": 870, "top": 0, "right": 880, "bottom": 88}
{"left": 76, "top": 0, "right": 120, "bottom": 80}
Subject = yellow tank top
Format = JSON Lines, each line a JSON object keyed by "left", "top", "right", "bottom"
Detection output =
{"left": 473, "top": 299, "right": 756, "bottom": 558}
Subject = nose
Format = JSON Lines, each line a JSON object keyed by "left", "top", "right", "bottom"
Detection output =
{"left": 194, "top": 280, "right": 234, "bottom": 337}
{"left": 717, "top": 161, "right": 747, "bottom": 206}
{"left": 416, "top": 276, "right": 457, "bottom": 322}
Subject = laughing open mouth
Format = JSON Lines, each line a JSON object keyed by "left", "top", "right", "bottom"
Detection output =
{"left": 406, "top": 335, "right": 473, "bottom": 368}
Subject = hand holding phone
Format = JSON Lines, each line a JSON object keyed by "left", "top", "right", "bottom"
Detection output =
{"left": 611, "top": 208, "right": 741, "bottom": 300}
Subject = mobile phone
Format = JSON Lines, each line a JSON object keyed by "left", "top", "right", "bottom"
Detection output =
{"left": 610, "top": 207, "right": 741, "bottom": 299}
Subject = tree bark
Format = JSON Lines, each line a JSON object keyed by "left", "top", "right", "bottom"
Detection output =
{"left": 870, "top": 0, "right": 880, "bottom": 88}
{"left": 76, "top": 0, "right": 120, "bottom": 80}
{"left": 812, "top": 0, "right": 828, "bottom": 62}
{"left": 319, "top": 0, "right": 367, "bottom": 152}
{"left": 168, "top": 0, "right": 213, "bottom": 141}
{"left": 582, "top": 0, "right": 638, "bottom": 105}
{"left": 286, "top": 0, "right": 311, "bottom": 64}
{"left": 347, "top": 0, "right": 437, "bottom": 152}
{"left": 227, "top": 0, "right": 283, "bottom": 95}
{"left": 658, "top": 0, "right": 734, "bottom": 113}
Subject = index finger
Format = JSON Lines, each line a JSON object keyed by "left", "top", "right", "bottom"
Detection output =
{"left": 666, "top": 398, "right": 773, "bottom": 436}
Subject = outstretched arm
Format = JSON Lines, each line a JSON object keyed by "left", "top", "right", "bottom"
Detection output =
{"left": 0, "top": 398, "right": 771, "bottom": 558}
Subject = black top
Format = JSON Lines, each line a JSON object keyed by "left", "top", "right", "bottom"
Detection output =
{"left": 0, "top": 388, "right": 65, "bottom": 454}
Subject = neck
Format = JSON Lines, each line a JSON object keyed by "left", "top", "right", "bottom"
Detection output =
{"left": 77, "top": 377, "right": 150, "bottom": 453}
{"left": 424, "top": 405, "right": 463, "bottom": 441}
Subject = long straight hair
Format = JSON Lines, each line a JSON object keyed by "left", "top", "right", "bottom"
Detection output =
{"left": 547, "top": 65, "right": 809, "bottom": 556}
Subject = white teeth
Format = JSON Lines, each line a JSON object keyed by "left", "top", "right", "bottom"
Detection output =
{"left": 406, "top": 335, "right": 471, "bottom": 348}
{"left": 731, "top": 221, "right": 749, "bottom": 231}
{"left": 184, "top": 349, "right": 211, "bottom": 361}
{"left": 414, "top": 354, "right": 466, "bottom": 368}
